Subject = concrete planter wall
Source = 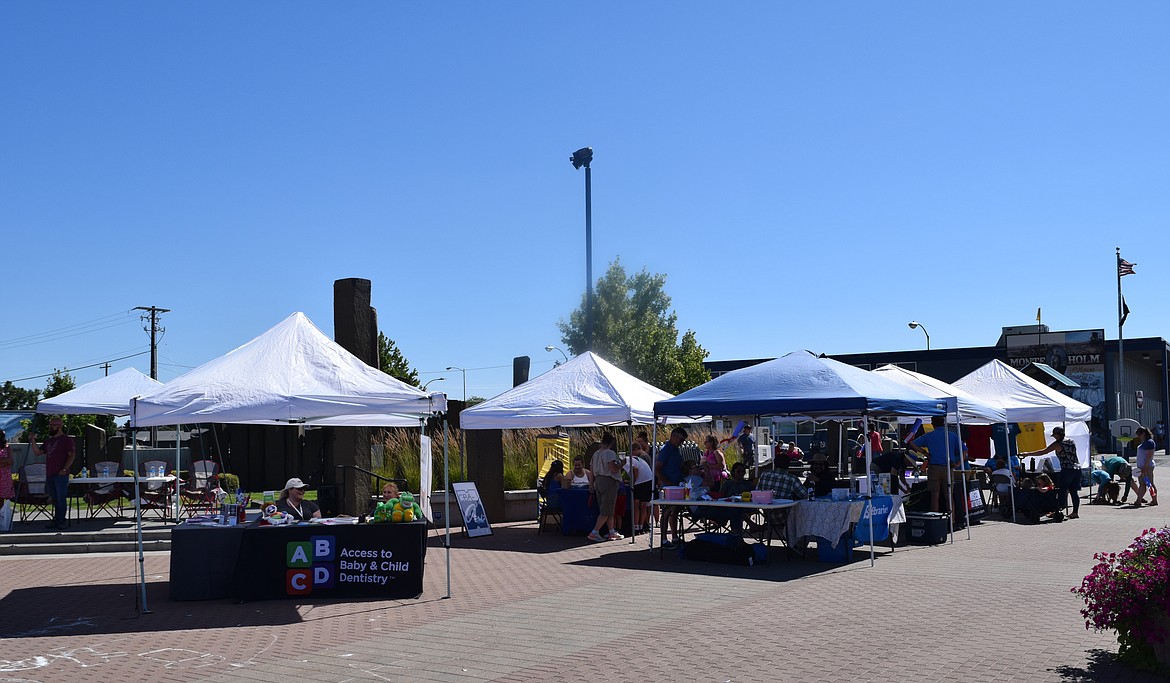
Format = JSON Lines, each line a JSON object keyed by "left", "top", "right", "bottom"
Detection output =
{"left": 428, "top": 489, "right": 537, "bottom": 526}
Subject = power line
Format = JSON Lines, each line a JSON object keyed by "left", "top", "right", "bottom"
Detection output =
{"left": 0, "top": 314, "right": 138, "bottom": 351}
{"left": 3, "top": 350, "right": 151, "bottom": 383}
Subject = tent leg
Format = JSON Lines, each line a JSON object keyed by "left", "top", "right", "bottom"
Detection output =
{"left": 132, "top": 427, "right": 151, "bottom": 614}
{"left": 443, "top": 417, "right": 452, "bottom": 599}
{"left": 649, "top": 422, "right": 658, "bottom": 550}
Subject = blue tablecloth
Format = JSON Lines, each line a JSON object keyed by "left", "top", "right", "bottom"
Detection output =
{"left": 558, "top": 487, "right": 596, "bottom": 535}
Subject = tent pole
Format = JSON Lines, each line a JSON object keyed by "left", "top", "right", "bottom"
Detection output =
{"left": 131, "top": 409, "right": 150, "bottom": 613}
{"left": 443, "top": 416, "right": 451, "bottom": 599}
{"left": 649, "top": 420, "right": 658, "bottom": 550}
{"left": 945, "top": 418, "right": 955, "bottom": 545}
{"left": 1006, "top": 421, "right": 1017, "bottom": 524}
{"left": 174, "top": 424, "right": 181, "bottom": 522}
{"left": 864, "top": 414, "right": 874, "bottom": 568}
{"left": 628, "top": 420, "right": 635, "bottom": 544}
{"left": 959, "top": 408, "right": 971, "bottom": 540}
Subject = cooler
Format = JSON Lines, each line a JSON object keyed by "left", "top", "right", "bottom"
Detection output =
{"left": 906, "top": 512, "right": 948, "bottom": 545}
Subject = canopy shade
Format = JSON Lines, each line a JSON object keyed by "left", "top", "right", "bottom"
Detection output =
{"left": 872, "top": 364, "right": 1007, "bottom": 424}
{"left": 131, "top": 312, "right": 445, "bottom": 427}
{"left": 655, "top": 350, "right": 950, "bottom": 419}
{"left": 460, "top": 351, "right": 685, "bottom": 429}
{"left": 36, "top": 368, "right": 163, "bottom": 416}
{"left": 952, "top": 359, "right": 1091, "bottom": 423}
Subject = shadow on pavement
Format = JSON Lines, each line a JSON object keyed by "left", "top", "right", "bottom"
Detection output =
{"left": 430, "top": 522, "right": 613, "bottom": 554}
{"left": 567, "top": 542, "right": 909, "bottom": 582}
{"left": 1053, "top": 648, "right": 1169, "bottom": 682}
{"left": 0, "top": 579, "right": 432, "bottom": 639}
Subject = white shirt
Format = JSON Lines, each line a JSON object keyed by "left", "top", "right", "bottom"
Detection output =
{"left": 624, "top": 456, "right": 653, "bottom": 485}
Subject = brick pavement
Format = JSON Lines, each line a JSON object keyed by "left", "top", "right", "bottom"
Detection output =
{"left": 1, "top": 498, "right": 1167, "bottom": 682}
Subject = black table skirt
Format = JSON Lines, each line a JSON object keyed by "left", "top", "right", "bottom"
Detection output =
{"left": 170, "top": 522, "right": 427, "bottom": 602}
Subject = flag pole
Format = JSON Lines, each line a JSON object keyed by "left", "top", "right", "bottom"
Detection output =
{"left": 1116, "top": 247, "right": 1126, "bottom": 450}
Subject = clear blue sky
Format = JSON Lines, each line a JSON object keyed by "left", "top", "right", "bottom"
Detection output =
{"left": 3, "top": 2, "right": 1167, "bottom": 401}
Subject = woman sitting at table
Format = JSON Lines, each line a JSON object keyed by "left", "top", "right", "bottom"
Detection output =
{"left": 275, "top": 477, "right": 321, "bottom": 521}
{"left": 567, "top": 457, "right": 592, "bottom": 488}
{"left": 721, "top": 462, "right": 754, "bottom": 499}
{"left": 541, "top": 460, "right": 565, "bottom": 509}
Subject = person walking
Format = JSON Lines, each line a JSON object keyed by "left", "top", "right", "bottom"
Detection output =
{"left": 1130, "top": 426, "right": 1158, "bottom": 507}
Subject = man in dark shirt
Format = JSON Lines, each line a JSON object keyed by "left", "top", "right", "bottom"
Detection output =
{"left": 654, "top": 427, "right": 687, "bottom": 548}
{"left": 736, "top": 425, "right": 757, "bottom": 472}
{"left": 29, "top": 417, "right": 75, "bottom": 530}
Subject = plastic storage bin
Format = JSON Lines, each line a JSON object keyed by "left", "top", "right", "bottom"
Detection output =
{"left": 906, "top": 512, "right": 948, "bottom": 545}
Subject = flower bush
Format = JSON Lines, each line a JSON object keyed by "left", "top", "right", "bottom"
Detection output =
{"left": 1073, "top": 526, "right": 1170, "bottom": 665}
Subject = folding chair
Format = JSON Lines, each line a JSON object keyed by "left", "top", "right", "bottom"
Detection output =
{"left": 137, "top": 459, "right": 173, "bottom": 518}
{"left": 180, "top": 459, "right": 221, "bottom": 518}
{"left": 989, "top": 474, "right": 1014, "bottom": 517}
{"left": 536, "top": 483, "right": 563, "bottom": 533}
{"left": 82, "top": 460, "right": 126, "bottom": 518}
{"left": 15, "top": 464, "right": 53, "bottom": 523}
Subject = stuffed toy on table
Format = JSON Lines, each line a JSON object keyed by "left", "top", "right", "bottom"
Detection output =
{"left": 372, "top": 491, "right": 423, "bottom": 523}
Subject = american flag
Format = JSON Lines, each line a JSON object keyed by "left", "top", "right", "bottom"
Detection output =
{"left": 1119, "top": 258, "right": 1136, "bottom": 276}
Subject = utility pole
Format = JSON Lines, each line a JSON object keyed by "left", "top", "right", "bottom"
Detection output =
{"left": 100, "top": 362, "right": 111, "bottom": 376}
{"left": 134, "top": 305, "right": 170, "bottom": 448}
{"left": 134, "top": 306, "right": 170, "bottom": 380}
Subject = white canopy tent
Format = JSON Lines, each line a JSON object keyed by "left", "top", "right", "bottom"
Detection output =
{"left": 872, "top": 363, "right": 1013, "bottom": 523}
{"left": 126, "top": 312, "right": 450, "bottom": 610}
{"left": 871, "top": 365, "right": 1007, "bottom": 425}
{"left": 132, "top": 312, "right": 444, "bottom": 426}
{"left": 36, "top": 367, "right": 163, "bottom": 416}
{"left": 460, "top": 351, "right": 683, "bottom": 429}
{"left": 954, "top": 359, "right": 1092, "bottom": 467}
{"left": 460, "top": 351, "right": 688, "bottom": 545}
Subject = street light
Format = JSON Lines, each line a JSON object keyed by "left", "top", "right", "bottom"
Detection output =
{"left": 422, "top": 377, "right": 446, "bottom": 391}
{"left": 545, "top": 345, "right": 569, "bottom": 364}
{"left": 907, "top": 321, "right": 930, "bottom": 350}
{"left": 570, "top": 146, "right": 593, "bottom": 351}
{"left": 446, "top": 365, "right": 468, "bottom": 480}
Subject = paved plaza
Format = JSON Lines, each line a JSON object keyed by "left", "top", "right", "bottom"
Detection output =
{"left": 1, "top": 497, "right": 1167, "bottom": 683}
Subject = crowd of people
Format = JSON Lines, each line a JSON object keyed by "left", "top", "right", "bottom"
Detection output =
{"left": 543, "top": 417, "right": 1161, "bottom": 542}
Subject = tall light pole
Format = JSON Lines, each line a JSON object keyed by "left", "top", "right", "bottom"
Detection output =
{"left": 446, "top": 366, "right": 468, "bottom": 480}
{"left": 570, "top": 147, "right": 593, "bottom": 351}
{"left": 908, "top": 321, "right": 930, "bottom": 351}
{"left": 545, "top": 345, "right": 569, "bottom": 365}
{"left": 422, "top": 377, "right": 446, "bottom": 391}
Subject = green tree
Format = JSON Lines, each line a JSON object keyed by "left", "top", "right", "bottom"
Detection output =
{"left": 557, "top": 258, "right": 711, "bottom": 394}
{"left": 0, "top": 381, "right": 40, "bottom": 410}
{"left": 378, "top": 332, "right": 420, "bottom": 387}
{"left": 30, "top": 370, "right": 116, "bottom": 437}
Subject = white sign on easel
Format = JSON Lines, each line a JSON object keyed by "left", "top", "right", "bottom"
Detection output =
{"left": 453, "top": 481, "right": 492, "bottom": 537}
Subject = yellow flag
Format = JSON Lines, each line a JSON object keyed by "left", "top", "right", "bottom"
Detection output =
{"left": 1036, "top": 307, "right": 1041, "bottom": 322}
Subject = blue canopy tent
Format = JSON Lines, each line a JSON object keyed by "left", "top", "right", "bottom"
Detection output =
{"left": 653, "top": 351, "right": 953, "bottom": 564}
{"left": 653, "top": 351, "right": 951, "bottom": 419}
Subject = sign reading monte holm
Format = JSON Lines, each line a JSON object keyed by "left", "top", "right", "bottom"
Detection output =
{"left": 231, "top": 522, "right": 427, "bottom": 602}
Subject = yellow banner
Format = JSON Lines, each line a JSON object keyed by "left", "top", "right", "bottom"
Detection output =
{"left": 1016, "top": 423, "right": 1047, "bottom": 453}
{"left": 536, "top": 434, "right": 570, "bottom": 483}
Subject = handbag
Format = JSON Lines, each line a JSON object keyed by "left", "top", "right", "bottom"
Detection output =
{"left": 0, "top": 500, "right": 12, "bottom": 533}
